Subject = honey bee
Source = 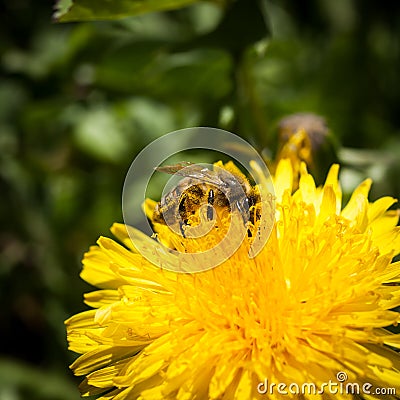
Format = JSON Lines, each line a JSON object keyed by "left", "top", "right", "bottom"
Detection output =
{"left": 152, "top": 162, "right": 261, "bottom": 237}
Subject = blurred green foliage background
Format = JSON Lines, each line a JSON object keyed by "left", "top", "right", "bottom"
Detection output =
{"left": 1, "top": 0, "right": 399, "bottom": 398}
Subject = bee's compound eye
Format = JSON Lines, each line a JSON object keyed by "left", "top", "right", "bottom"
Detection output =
{"left": 179, "top": 221, "right": 186, "bottom": 238}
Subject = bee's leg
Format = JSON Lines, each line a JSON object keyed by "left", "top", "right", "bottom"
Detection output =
{"left": 178, "top": 196, "right": 189, "bottom": 226}
{"left": 179, "top": 221, "right": 186, "bottom": 238}
{"left": 249, "top": 207, "right": 255, "bottom": 225}
{"left": 179, "top": 196, "right": 186, "bottom": 215}
{"left": 207, "top": 189, "right": 215, "bottom": 220}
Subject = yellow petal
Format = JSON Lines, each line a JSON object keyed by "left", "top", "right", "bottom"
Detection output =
{"left": 370, "top": 210, "right": 400, "bottom": 237}
{"left": 84, "top": 290, "right": 120, "bottom": 308}
{"left": 368, "top": 197, "right": 398, "bottom": 222}
{"left": 373, "top": 227, "right": 400, "bottom": 255}
{"left": 274, "top": 159, "right": 293, "bottom": 202}
{"left": 70, "top": 345, "right": 136, "bottom": 376}
{"left": 317, "top": 185, "right": 338, "bottom": 225}
{"left": 299, "top": 163, "right": 317, "bottom": 205}
{"left": 234, "top": 369, "right": 252, "bottom": 400}
{"left": 81, "top": 246, "right": 127, "bottom": 289}
{"left": 324, "top": 164, "right": 342, "bottom": 213}
{"left": 342, "top": 179, "right": 372, "bottom": 221}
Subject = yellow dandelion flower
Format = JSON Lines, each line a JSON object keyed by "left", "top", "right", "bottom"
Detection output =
{"left": 66, "top": 159, "right": 400, "bottom": 399}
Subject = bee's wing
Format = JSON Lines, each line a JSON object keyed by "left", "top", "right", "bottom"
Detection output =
{"left": 155, "top": 162, "right": 227, "bottom": 187}
{"left": 155, "top": 162, "right": 194, "bottom": 174}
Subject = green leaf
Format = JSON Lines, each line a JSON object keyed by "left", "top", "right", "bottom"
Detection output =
{"left": 95, "top": 46, "right": 232, "bottom": 100}
{"left": 54, "top": 0, "right": 203, "bottom": 22}
{"left": 73, "top": 104, "right": 134, "bottom": 163}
